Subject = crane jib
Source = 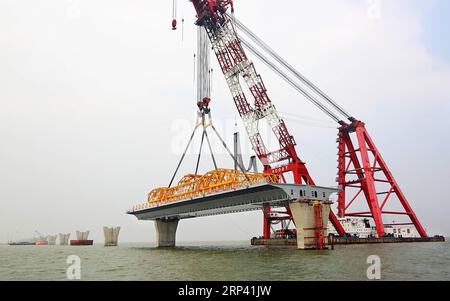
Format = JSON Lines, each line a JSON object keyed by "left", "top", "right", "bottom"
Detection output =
{"left": 190, "top": 1, "right": 305, "bottom": 171}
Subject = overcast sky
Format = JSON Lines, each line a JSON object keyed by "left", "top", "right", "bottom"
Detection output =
{"left": 1, "top": 0, "right": 449, "bottom": 243}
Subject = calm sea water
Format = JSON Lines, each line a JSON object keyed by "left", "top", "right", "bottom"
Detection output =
{"left": 0, "top": 240, "right": 449, "bottom": 281}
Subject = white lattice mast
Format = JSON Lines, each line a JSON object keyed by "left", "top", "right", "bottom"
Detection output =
{"left": 197, "top": 27, "right": 211, "bottom": 103}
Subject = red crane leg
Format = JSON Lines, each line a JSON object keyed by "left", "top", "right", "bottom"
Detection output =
{"left": 263, "top": 205, "right": 271, "bottom": 239}
{"left": 337, "top": 133, "right": 347, "bottom": 217}
{"left": 355, "top": 125, "right": 385, "bottom": 237}
{"left": 338, "top": 121, "right": 428, "bottom": 238}
{"left": 314, "top": 203, "right": 325, "bottom": 250}
{"left": 329, "top": 211, "right": 345, "bottom": 235}
{"left": 362, "top": 126, "right": 428, "bottom": 237}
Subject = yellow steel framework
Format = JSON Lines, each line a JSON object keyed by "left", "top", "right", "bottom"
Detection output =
{"left": 142, "top": 169, "right": 282, "bottom": 208}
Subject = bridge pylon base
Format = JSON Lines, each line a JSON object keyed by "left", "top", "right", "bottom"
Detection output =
{"left": 155, "top": 218, "right": 179, "bottom": 247}
{"left": 289, "top": 200, "right": 332, "bottom": 250}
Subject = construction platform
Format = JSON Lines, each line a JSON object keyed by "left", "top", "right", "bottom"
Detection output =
{"left": 251, "top": 236, "right": 446, "bottom": 247}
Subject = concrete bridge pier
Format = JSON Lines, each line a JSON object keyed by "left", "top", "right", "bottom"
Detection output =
{"left": 155, "top": 218, "right": 179, "bottom": 247}
{"left": 289, "top": 200, "right": 332, "bottom": 250}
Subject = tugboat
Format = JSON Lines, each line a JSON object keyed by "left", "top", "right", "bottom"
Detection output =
{"left": 33, "top": 231, "right": 49, "bottom": 245}
{"left": 8, "top": 241, "right": 35, "bottom": 246}
{"left": 35, "top": 240, "right": 49, "bottom": 246}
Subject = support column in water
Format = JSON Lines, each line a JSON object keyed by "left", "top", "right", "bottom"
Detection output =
{"left": 155, "top": 219, "right": 179, "bottom": 247}
{"left": 103, "top": 226, "right": 121, "bottom": 246}
{"left": 59, "top": 233, "right": 70, "bottom": 245}
{"left": 290, "top": 200, "right": 332, "bottom": 250}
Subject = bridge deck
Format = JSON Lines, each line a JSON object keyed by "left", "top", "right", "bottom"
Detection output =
{"left": 128, "top": 184, "right": 338, "bottom": 221}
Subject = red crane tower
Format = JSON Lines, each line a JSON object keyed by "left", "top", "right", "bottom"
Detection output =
{"left": 175, "top": 0, "right": 427, "bottom": 238}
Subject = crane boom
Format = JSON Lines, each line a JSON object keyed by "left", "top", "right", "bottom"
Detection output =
{"left": 189, "top": 0, "right": 346, "bottom": 237}
{"left": 191, "top": 0, "right": 307, "bottom": 174}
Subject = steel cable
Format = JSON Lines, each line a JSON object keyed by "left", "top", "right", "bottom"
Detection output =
{"left": 229, "top": 13, "right": 353, "bottom": 122}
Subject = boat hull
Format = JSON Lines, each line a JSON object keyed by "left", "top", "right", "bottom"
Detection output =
{"left": 70, "top": 240, "right": 93, "bottom": 246}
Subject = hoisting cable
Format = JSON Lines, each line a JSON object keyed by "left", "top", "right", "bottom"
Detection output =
{"left": 172, "top": 0, "right": 178, "bottom": 30}
{"left": 169, "top": 111, "right": 250, "bottom": 185}
{"left": 168, "top": 123, "right": 200, "bottom": 187}
{"left": 210, "top": 68, "right": 213, "bottom": 97}
{"left": 193, "top": 53, "right": 196, "bottom": 82}
{"left": 229, "top": 13, "right": 354, "bottom": 122}
{"left": 195, "top": 130, "right": 206, "bottom": 175}
{"left": 182, "top": 17, "right": 185, "bottom": 42}
{"left": 198, "top": 27, "right": 210, "bottom": 100}
{"left": 180, "top": 0, "right": 184, "bottom": 41}
{"left": 239, "top": 38, "right": 341, "bottom": 123}
{"left": 204, "top": 129, "right": 218, "bottom": 170}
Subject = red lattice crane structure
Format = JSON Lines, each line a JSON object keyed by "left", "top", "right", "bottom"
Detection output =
{"left": 174, "top": 0, "right": 427, "bottom": 238}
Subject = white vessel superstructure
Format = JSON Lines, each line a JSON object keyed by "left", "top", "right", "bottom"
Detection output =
{"left": 327, "top": 218, "right": 421, "bottom": 238}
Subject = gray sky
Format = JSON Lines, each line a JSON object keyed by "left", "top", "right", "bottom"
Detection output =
{"left": 1, "top": 0, "right": 449, "bottom": 243}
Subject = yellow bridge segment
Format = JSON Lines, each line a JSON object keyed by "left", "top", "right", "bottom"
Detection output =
{"left": 145, "top": 169, "right": 282, "bottom": 207}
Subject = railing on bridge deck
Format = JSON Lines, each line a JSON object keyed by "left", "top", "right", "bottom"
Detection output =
{"left": 131, "top": 169, "right": 282, "bottom": 212}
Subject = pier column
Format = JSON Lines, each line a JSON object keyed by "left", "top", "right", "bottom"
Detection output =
{"left": 59, "top": 233, "right": 70, "bottom": 246}
{"left": 289, "top": 200, "right": 331, "bottom": 250}
{"left": 103, "top": 226, "right": 121, "bottom": 246}
{"left": 155, "top": 219, "right": 179, "bottom": 247}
